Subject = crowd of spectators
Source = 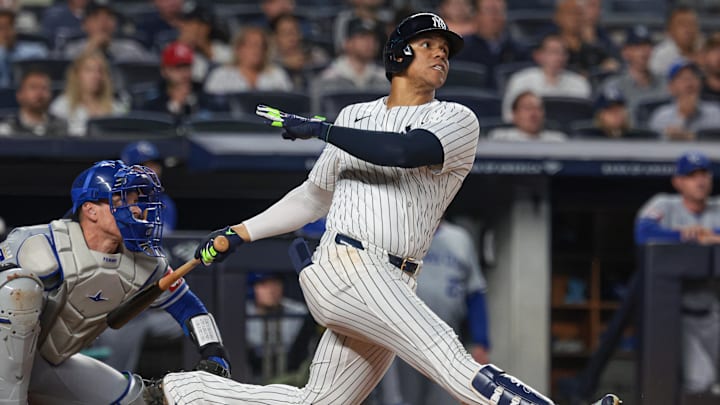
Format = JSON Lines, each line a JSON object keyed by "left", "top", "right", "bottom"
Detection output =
{"left": 1, "top": 0, "right": 720, "bottom": 141}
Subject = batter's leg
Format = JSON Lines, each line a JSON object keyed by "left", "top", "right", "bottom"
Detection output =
{"left": 299, "top": 244, "right": 549, "bottom": 405}
{"left": 163, "top": 328, "right": 395, "bottom": 405}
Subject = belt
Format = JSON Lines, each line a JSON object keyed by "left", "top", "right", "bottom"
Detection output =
{"left": 334, "top": 234, "right": 420, "bottom": 275}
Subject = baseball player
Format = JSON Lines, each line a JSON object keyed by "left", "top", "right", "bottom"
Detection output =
{"left": 635, "top": 151, "right": 720, "bottom": 394}
{"left": 156, "top": 12, "right": 620, "bottom": 405}
{"left": 0, "top": 160, "right": 230, "bottom": 404}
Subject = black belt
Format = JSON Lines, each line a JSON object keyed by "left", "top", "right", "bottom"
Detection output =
{"left": 334, "top": 234, "right": 420, "bottom": 275}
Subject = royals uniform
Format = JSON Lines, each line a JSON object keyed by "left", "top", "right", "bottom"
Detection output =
{"left": 636, "top": 193, "right": 720, "bottom": 393}
{"left": 162, "top": 97, "right": 488, "bottom": 404}
{"left": 0, "top": 219, "right": 188, "bottom": 404}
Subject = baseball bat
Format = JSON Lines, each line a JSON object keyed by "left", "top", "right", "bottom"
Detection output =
{"left": 106, "top": 235, "right": 230, "bottom": 329}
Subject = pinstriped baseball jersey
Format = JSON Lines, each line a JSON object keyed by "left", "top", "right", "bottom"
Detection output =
{"left": 309, "top": 98, "right": 479, "bottom": 258}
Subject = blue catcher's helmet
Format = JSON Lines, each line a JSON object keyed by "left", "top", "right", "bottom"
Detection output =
{"left": 71, "top": 160, "right": 165, "bottom": 257}
{"left": 121, "top": 141, "right": 160, "bottom": 166}
{"left": 383, "top": 12, "right": 464, "bottom": 81}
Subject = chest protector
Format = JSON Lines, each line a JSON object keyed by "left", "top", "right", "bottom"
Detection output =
{"left": 40, "top": 220, "right": 166, "bottom": 365}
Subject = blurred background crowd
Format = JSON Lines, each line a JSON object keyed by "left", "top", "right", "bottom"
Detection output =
{"left": 3, "top": 0, "right": 720, "bottom": 141}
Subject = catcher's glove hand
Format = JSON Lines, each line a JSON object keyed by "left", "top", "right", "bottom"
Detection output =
{"left": 195, "top": 357, "right": 231, "bottom": 379}
{"left": 256, "top": 104, "right": 331, "bottom": 141}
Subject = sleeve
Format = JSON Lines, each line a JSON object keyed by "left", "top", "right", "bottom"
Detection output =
{"left": 418, "top": 102, "right": 479, "bottom": 177}
{"left": 466, "top": 292, "right": 490, "bottom": 348}
{"left": 1, "top": 225, "right": 63, "bottom": 290}
{"left": 203, "top": 68, "right": 225, "bottom": 95}
{"left": 242, "top": 181, "right": 333, "bottom": 241}
{"left": 634, "top": 194, "right": 682, "bottom": 244}
{"left": 163, "top": 288, "right": 208, "bottom": 335}
{"left": 307, "top": 107, "right": 349, "bottom": 191}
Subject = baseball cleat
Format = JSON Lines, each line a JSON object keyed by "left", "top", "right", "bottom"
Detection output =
{"left": 590, "top": 393, "right": 621, "bottom": 405}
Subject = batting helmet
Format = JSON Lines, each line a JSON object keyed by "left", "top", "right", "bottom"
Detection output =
{"left": 71, "top": 160, "right": 165, "bottom": 256}
{"left": 121, "top": 141, "right": 160, "bottom": 166}
{"left": 383, "top": 12, "right": 464, "bottom": 81}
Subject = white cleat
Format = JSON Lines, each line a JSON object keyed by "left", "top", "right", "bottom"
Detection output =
{"left": 590, "top": 394, "right": 621, "bottom": 405}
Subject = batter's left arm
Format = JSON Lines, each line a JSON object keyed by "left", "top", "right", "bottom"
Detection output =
{"left": 256, "top": 104, "right": 445, "bottom": 168}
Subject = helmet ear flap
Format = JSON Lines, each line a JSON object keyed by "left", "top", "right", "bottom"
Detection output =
{"left": 401, "top": 43, "right": 413, "bottom": 57}
{"left": 384, "top": 37, "right": 414, "bottom": 80}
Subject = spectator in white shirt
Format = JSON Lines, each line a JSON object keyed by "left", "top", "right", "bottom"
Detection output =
{"left": 502, "top": 33, "right": 591, "bottom": 121}
{"left": 204, "top": 26, "right": 293, "bottom": 95}
{"left": 50, "top": 50, "right": 127, "bottom": 136}
{"left": 490, "top": 91, "right": 567, "bottom": 141}
{"left": 649, "top": 5, "right": 701, "bottom": 79}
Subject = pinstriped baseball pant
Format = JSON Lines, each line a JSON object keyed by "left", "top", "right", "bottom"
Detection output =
{"left": 162, "top": 242, "right": 490, "bottom": 405}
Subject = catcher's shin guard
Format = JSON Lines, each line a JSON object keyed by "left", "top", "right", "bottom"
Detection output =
{"left": 0, "top": 265, "right": 43, "bottom": 405}
{"left": 471, "top": 364, "right": 555, "bottom": 405}
{"left": 591, "top": 394, "right": 622, "bottom": 405}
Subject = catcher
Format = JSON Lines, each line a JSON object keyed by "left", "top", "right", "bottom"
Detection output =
{"left": 0, "top": 160, "right": 229, "bottom": 404}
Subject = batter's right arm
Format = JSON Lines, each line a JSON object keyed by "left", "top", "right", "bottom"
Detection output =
{"left": 195, "top": 181, "right": 333, "bottom": 266}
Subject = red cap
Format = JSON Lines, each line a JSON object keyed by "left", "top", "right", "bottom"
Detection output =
{"left": 162, "top": 42, "right": 194, "bottom": 66}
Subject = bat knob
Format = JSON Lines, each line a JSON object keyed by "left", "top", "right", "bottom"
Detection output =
{"left": 213, "top": 235, "right": 230, "bottom": 252}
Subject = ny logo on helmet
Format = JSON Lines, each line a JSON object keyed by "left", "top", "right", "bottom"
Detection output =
{"left": 432, "top": 15, "right": 447, "bottom": 30}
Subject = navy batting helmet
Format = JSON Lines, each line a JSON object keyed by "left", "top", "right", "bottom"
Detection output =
{"left": 383, "top": 12, "right": 464, "bottom": 81}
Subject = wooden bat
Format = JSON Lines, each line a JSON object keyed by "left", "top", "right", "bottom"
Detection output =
{"left": 106, "top": 235, "right": 230, "bottom": 329}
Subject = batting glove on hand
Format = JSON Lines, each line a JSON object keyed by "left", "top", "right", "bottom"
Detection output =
{"left": 195, "top": 226, "right": 243, "bottom": 266}
{"left": 256, "top": 104, "right": 331, "bottom": 141}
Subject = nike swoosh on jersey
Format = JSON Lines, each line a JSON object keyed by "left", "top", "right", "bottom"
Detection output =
{"left": 354, "top": 115, "right": 372, "bottom": 122}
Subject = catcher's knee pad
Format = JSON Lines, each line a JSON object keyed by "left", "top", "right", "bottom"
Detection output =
{"left": 0, "top": 265, "right": 44, "bottom": 403}
{"left": 471, "top": 364, "right": 555, "bottom": 405}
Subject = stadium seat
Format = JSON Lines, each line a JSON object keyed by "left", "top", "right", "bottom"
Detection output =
{"left": 494, "top": 61, "right": 536, "bottom": 94}
{"left": 228, "top": 91, "right": 312, "bottom": 116}
{"left": 0, "top": 88, "right": 18, "bottom": 109}
{"left": 507, "top": 10, "right": 554, "bottom": 43}
{"left": 696, "top": 128, "right": 720, "bottom": 141}
{"left": 86, "top": 112, "right": 177, "bottom": 137}
{"left": 318, "top": 89, "right": 387, "bottom": 120}
{"left": 16, "top": 32, "right": 50, "bottom": 49}
{"left": 114, "top": 61, "right": 162, "bottom": 91}
{"left": 479, "top": 117, "right": 511, "bottom": 138}
{"left": 12, "top": 58, "right": 70, "bottom": 87}
{"left": 571, "top": 124, "right": 661, "bottom": 140}
{"left": 541, "top": 96, "right": 594, "bottom": 132}
{"left": 444, "top": 61, "right": 487, "bottom": 89}
{"left": 189, "top": 113, "right": 278, "bottom": 134}
{"left": 506, "top": 0, "right": 555, "bottom": 11}
{"left": 570, "top": 126, "right": 607, "bottom": 139}
{"left": 624, "top": 128, "right": 661, "bottom": 139}
{"left": 634, "top": 96, "right": 671, "bottom": 128}
{"left": 436, "top": 89, "right": 502, "bottom": 120}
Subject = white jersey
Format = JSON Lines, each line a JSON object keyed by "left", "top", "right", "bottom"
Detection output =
{"left": 309, "top": 97, "right": 480, "bottom": 258}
